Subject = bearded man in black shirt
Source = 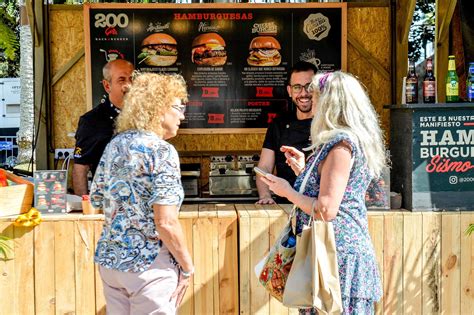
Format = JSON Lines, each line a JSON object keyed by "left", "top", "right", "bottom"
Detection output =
{"left": 73, "top": 59, "right": 134, "bottom": 196}
{"left": 256, "top": 61, "right": 318, "bottom": 204}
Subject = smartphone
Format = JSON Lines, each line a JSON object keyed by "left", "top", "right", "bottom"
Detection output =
{"left": 254, "top": 167, "right": 269, "bottom": 177}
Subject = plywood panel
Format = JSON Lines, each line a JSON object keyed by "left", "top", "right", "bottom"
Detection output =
{"left": 50, "top": 7, "right": 86, "bottom": 149}
{"left": 383, "top": 214, "right": 403, "bottom": 314}
{"left": 177, "top": 214, "right": 195, "bottom": 315}
{"left": 55, "top": 221, "right": 76, "bottom": 315}
{"left": 193, "top": 205, "right": 216, "bottom": 315}
{"left": 93, "top": 221, "right": 106, "bottom": 315}
{"left": 247, "top": 205, "right": 270, "bottom": 315}
{"left": 347, "top": 7, "right": 391, "bottom": 137}
{"left": 460, "top": 213, "right": 474, "bottom": 313}
{"left": 368, "top": 214, "right": 384, "bottom": 315}
{"left": 170, "top": 133, "right": 265, "bottom": 154}
{"left": 0, "top": 223, "right": 16, "bottom": 315}
{"left": 49, "top": 8, "right": 84, "bottom": 75}
{"left": 403, "top": 213, "right": 423, "bottom": 314}
{"left": 217, "top": 205, "right": 239, "bottom": 314}
{"left": 237, "top": 204, "right": 251, "bottom": 315}
{"left": 34, "top": 222, "right": 56, "bottom": 315}
{"left": 440, "top": 214, "right": 460, "bottom": 314}
{"left": 422, "top": 213, "right": 441, "bottom": 314}
{"left": 14, "top": 226, "right": 35, "bottom": 315}
{"left": 74, "top": 221, "right": 96, "bottom": 314}
{"left": 52, "top": 58, "right": 88, "bottom": 149}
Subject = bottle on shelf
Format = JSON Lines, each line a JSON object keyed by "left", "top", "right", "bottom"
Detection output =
{"left": 422, "top": 57, "right": 436, "bottom": 103}
{"left": 467, "top": 62, "right": 474, "bottom": 103}
{"left": 445, "top": 55, "right": 459, "bottom": 103}
{"left": 405, "top": 59, "right": 418, "bottom": 104}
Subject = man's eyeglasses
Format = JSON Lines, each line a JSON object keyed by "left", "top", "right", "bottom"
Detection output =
{"left": 290, "top": 83, "right": 313, "bottom": 94}
{"left": 172, "top": 104, "right": 186, "bottom": 114}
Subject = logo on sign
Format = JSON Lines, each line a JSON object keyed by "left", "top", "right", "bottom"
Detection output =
{"left": 303, "top": 13, "right": 331, "bottom": 41}
{"left": 94, "top": 13, "right": 129, "bottom": 29}
{"left": 251, "top": 22, "right": 277, "bottom": 35}
{"left": 256, "top": 87, "right": 273, "bottom": 98}
{"left": 94, "top": 13, "right": 130, "bottom": 41}
{"left": 449, "top": 176, "right": 458, "bottom": 184}
{"left": 146, "top": 22, "right": 171, "bottom": 33}
{"left": 208, "top": 113, "right": 224, "bottom": 124}
{"left": 300, "top": 49, "right": 321, "bottom": 70}
{"left": 202, "top": 87, "right": 219, "bottom": 98}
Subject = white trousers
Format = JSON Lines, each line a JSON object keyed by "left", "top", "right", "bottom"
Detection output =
{"left": 99, "top": 247, "right": 179, "bottom": 315}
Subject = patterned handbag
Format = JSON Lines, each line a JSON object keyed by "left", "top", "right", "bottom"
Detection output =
{"left": 255, "top": 207, "right": 297, "bottom": 301}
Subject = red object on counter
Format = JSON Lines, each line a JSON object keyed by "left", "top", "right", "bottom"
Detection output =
{"left": 0, "top": 169, "right": 9, "bottom": 187}
{"left": 82, "top": 195, "right": 90, "bottom": 201}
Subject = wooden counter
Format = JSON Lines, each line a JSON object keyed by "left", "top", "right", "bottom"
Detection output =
{"left": 1, "top": 206, "right": 473, "bottom": 315}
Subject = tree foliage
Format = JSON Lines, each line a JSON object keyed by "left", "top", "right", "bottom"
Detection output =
{"left": 0, "top": 0, "right": 20, "bottom": 78}
{"left": 408, "top": 0, "right": 435, "bottom": 63}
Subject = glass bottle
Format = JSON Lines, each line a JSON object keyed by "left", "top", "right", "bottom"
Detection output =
{"left": 445, "top": 55, "right": 459, "bottom": 102}
{"left": 423, "top": 57, "right": 436, "bottom": 103}
{"left": 405, "top": 59, "right": 418, "bottom": 104}
{"left": 467, "top": 62, "right": 474, "bottom": 103}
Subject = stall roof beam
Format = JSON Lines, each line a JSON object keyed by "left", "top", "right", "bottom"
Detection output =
{"left": 395, "top": 0, "right": 416, "bottom": 104}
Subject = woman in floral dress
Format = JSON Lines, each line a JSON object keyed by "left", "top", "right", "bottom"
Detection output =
{"left": 260, "top": 71, "right": 386, "bottom": 314}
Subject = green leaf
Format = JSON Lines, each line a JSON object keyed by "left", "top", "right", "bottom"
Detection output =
{"left": 0, "top": 235, "right": 13, "bottom": 260}
{"left": 137, "top": 52, "right": 149, "bottom": 60}
{"left": 0, "top": 21, "right": 19, "bottom": 61}
{"left": 466, "top": 224, "right": 474, "bottom": 237}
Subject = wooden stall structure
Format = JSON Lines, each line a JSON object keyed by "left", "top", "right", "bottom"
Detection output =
{"left": 1, "top": 205, "right": 473, "bottom": 314}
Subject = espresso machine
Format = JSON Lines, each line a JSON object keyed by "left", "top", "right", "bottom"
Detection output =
{"left": 209, "top": 154, "right": 259, "bottom": 196}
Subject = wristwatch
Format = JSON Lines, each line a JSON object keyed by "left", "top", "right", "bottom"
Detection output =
{"left": 180, "top": 267, "right": 194, "bottom": 278}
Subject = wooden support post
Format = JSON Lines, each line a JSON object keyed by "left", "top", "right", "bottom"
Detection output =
{"left": 395, "top": 0, "right": 417, "bottom": 104}
{"left": 435, "top": 0, "right": 457, "bottom": 103}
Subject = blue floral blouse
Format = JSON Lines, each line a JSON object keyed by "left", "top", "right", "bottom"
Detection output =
{"left": 294, "top": 133, "right": 383, "bottom": 302}
{"left": 91, "top": 130, "right": 184, "bottom": 273}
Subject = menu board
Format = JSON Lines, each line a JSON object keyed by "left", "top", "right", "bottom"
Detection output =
{"left": 84, "top": 3, "right": 347, "bottom": 132}
{"left": 34, "top": 170, "right": 67, "bottom": 214}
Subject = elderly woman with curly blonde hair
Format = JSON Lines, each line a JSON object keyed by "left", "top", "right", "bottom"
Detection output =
{"left": 261, "top": 71, "right": 386, "bottom": 314}
{"left": 90, "top": 72, "right": 194, "bottom": 314}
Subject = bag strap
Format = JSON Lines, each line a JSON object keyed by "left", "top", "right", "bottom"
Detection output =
{"left": 288, "top": 144, "right": 325, "bottom": 220}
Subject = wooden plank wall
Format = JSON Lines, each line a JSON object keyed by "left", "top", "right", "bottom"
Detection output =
{"left": 238, "top": 208, "right": 474, "bottom": 315}
{"left": 49, "top": 4, "right": 391, "bottom": 153}
{"left": 1, "top": 209, "right": 472, "bottom": 314}
{"left": 0, "top": 205, "right": 239, "bottom": 315}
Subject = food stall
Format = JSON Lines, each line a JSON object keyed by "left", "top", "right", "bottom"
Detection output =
{"left": 0, "top": 1, "right": 473, "bottom": 314}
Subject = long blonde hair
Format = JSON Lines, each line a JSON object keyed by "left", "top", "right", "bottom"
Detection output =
{"left": 115, "top": 72, "right": 188, "bottom": 137}
{"left": 309, "top": 71, "right": 387, "bottom": 177}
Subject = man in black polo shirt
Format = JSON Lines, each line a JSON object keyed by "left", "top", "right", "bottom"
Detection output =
{"left": 73, "top": 59, "right": 134, "bottom": 196}
{"left": 256, "top": 61, "right": 318, "bottom": 204}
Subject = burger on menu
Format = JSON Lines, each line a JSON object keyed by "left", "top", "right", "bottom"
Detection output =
{"left": 138, "top": 33, "right": 178, "bottom": 67}
{"left": 191, "top": 33, "right": 227, "bottom": 66}
{"left": 247, "top": 36, "right": 282, "bottom": 67}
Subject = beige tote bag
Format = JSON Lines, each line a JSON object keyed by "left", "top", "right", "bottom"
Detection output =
{"left": 282, "top": 150, "right": 343, "bottom": 314}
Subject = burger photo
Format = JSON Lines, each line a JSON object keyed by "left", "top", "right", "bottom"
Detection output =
{"left": 191, "top": 33, "right": 227, "bottom": 66}
{"left": 247, "top": 36, "right": 282, "bottom": 67}
{"left": 138, "top": 33, "right": 178, "bottom": 67}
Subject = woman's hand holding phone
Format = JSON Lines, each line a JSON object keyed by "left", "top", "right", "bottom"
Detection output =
{"left": 254, "top": 166, "right": 269, "bottom": 177}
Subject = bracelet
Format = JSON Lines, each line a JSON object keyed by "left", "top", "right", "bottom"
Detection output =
{"left": 180, "top": 267, "right": 194, "bottom": 278}
{"left": 311, "top": 198, "right": 317, "bottom": 217}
